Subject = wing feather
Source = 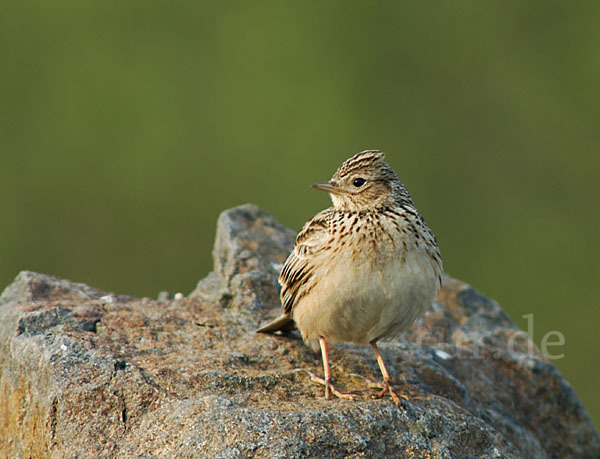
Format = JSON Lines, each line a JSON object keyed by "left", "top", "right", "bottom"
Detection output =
{"left": 279, "top": 208, "right": 332, "bottom": 314}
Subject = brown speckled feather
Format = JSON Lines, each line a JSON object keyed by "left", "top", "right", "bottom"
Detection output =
{"left": 256, "top": 150, "right": 443, "bottom": 403}
{"left": 280, "top": 208, "right": 332, "bottom": 315}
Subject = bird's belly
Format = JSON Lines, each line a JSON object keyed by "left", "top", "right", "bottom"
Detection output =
{"left": 293, "top": 248, "right": 439, "bottom": 349}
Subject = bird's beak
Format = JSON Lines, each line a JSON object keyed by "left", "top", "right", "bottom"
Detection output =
{"left": 312, "top": 181, "right": 341, "bottom": 194}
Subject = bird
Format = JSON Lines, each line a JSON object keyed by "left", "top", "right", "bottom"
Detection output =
{"left": 257, "top": 150, "right": 442, "bottom": 404}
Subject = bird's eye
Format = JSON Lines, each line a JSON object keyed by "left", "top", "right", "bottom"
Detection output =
{"left": 352, "top": 177, "right": 366, "bottom": 187}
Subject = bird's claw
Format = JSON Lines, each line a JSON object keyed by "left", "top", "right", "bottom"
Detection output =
{"left": 294, "top": 368, "right": 357, "bottom": 400}
{"left": 370, "top": 382, "right": 408, "bottom": 405}
{"left": 348, "top": 373, "right": 408, "bottom": 404}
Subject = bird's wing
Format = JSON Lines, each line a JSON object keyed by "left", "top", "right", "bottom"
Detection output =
{"left": 279, "top": 208, "right": 332, "bottom": 315}
{"left": 256, "top": 208, "right": 332, "bottom": 335}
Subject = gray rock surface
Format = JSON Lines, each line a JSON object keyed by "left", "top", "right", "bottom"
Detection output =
{"left": 1, "top": 203, "right": 598, "bottom": 458}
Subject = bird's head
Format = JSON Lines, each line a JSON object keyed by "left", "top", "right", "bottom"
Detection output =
{"left": 312, "top": 150, "right": 412, "bottom": 212}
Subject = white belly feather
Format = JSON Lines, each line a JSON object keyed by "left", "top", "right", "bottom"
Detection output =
{"left": 293, "top": 238, "right": 440, "bottom": 351}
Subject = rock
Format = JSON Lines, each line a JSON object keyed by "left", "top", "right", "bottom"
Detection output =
{"left": 191, "top": 204, "right": 296, "bottom": 314}
{"left": 1, "top": 204, "right": 598, "bottom": 458}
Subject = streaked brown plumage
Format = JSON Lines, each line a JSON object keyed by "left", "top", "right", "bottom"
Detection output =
{"left": 258, "top": 150, "right": 442, "bottom": 403}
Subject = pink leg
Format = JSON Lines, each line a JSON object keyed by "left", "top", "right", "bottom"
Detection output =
{"left": 370, "top": 341, "right": 408, "bottom": 404}
{"left": 298, "top": 337, "right": 356, "bottom": 400}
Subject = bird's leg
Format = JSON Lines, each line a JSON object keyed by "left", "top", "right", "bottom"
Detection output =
{"left": 370, "top": 341, "right": 409, "bottom": 404}
{"left": 297, "top": 337, "right": 355, "bottom": 400}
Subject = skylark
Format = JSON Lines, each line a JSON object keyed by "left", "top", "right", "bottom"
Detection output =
{"left": 258, "top": 150, "right": 442, "bottom": 403}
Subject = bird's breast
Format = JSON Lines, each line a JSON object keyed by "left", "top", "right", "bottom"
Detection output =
{"left": 293, "top": 227, "right": 440, "bottom": 347}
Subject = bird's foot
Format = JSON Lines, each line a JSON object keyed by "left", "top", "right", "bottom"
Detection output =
{"left": 349, "top": 374, "right": 408, "bottom": 404}
{"left": 371, "top": 381, "right": 408, "bottom": 405}
{"left": 294, "top": 369, "right": 356, "bottom": 400}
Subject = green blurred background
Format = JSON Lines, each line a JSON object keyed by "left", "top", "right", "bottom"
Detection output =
{"left": 1, "top": 1, "right": 598, "bottom": 427}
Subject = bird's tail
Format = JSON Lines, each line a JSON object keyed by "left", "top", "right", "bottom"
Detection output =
{"left": 256, "top": 314, "right": 295, "bottom": 334}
